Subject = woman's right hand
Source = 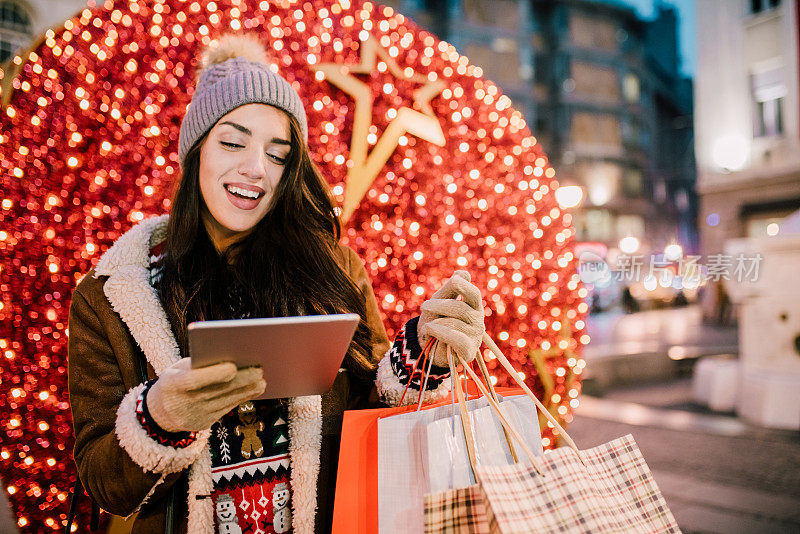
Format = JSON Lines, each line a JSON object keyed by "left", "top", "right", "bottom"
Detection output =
{"left": 146, "top": 358, "right": 266, "bottom": 433}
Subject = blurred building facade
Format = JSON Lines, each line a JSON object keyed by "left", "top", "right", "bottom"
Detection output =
{"left": 694, "top": 0, "right": 800, "bottom": 317}
{"left": 387, "top": 0, "right": 697, "bottom": 256}
{"left": 3, "top": 0, "right": 697, "bottom": 260}
{"left": 0, "top": 0, "right": 86, "bottom": 105}
{"left": 0, "top": 0, "right": 86, "bottom": 62}
{"left": 0, "top": 0, "right": 30, "bottom": 62}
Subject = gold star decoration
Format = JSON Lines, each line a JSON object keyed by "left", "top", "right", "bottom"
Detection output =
{"left": 313, "top": 36, "right": 446, "bottom": 223}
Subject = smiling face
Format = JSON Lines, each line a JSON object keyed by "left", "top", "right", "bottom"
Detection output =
{"left": 198, "top": 103, "right": 291, "bottom": 254}
{"left": 216, "top": 495, "right": 236, "bottom": 521}
{"left": 272, "top": 485, "right": 290, "bottom": 508}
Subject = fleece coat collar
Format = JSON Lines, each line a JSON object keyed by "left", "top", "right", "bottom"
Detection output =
{"left": 93, "top": 214, "right": 322, "bottom": 534}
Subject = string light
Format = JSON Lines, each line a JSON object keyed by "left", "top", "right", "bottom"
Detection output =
{"left": 0, "top": 0, "right": 584, "bottom": 529}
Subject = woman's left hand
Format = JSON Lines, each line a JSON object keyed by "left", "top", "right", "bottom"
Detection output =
{"left": 418, "top": 270, "right": 485, "bottom": 367}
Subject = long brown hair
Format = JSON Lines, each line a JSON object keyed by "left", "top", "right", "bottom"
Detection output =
{"left": 156, "top": 113, "right": 376, "bottom": 378}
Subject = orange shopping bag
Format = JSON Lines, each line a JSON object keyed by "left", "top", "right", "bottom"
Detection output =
{"left": 331, "top": 384, "right": 523, "bottom": 534}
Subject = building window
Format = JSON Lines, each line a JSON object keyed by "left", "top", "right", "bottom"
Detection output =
{"left": 674, "top": 189, "right": 690, "bottom": 212}
{"left": 586, "top": 210, "right": 614, "bottom": 242}
{"left": 583, "top": 162, "right": 622, "bottom": 206}
{"left": 750, "top": 0, "right": 781, "bottom": 14}
{"left": 571, "top": 112, "right": 622, "bottom": 150}
{"left": 574, "top": 209, "right": 615, "bottom": 242}
{"left": 534, "top": 116, "right": 547, "bottom": 135}
{"left": 0, "top": 1, "right": 32, "bottom": 63}
{"left": 755, "top": 98, "right": 783, "bottom": 137}
{"left": 751, "top": 68, "right": 785, "bottom": 137}
{"left": 0, "top": 38, "right": 16, "bottom": 60}
{"left": 623, "top": 168, "right": 643, "bottom": 196}
{"left": 616, "top": 215, "right": 645, "bottom": 241}
{"left": 571, "top": 61, "right": 619, "bottom": 103}
{"left": 0, "top": 2, "right": 29, "bottom": 31}
{"left": 746, "top": 213, "right": 793, "bottom": 237}
{"left": 464, "top": 42, "right": 520, "bottom": 86}
{"left": 570, "top": 12, "right": 618, "bottom": 52}
{"left": 623, "top": 73, "right": 640, "bottom": 103}
{"left": 621, "top": 120, "right": 642, "bottom": 147}
{"left": 463, "top": 0, "right": 519, "bottom": 30}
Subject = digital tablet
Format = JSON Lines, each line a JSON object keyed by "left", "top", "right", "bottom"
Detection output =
{"left": 188, "top": 313, "right": 360, "bottom": 400}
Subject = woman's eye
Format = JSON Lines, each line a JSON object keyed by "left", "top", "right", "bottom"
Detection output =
{"left": 221, "top": 141, "right": 286, "bottom": 164}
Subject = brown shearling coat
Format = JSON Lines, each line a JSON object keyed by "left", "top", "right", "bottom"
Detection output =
{"left": 67, "top": 215, "right": 434, "bottom": 533}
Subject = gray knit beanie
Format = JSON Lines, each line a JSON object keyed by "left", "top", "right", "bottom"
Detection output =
{"left": 178, "top": 34, "right": 308, "bottom": 166}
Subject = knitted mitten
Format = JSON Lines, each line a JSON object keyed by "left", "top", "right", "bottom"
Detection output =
{"left": 418, "top": 271, "right": 485, "bottom": 367}
{"left": 146, "top": 358, "right": 266, "bottom": 433}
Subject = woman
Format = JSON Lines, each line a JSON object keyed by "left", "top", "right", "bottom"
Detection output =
{"left": 68, "top": 34, "right": 485, "bottom": 534}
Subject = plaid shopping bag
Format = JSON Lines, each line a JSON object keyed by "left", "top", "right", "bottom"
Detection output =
{"left": 423, "top": 339, "right": 681, "bottom": 534}
{"left": 476, "top": 434, "right": 680, "bottom": 534}
{"left": 424, "top": 486, "right": 489, "bottom": 534}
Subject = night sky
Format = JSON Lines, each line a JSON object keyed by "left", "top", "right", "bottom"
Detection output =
{"left": 599, "top": 0, "right": 697, "bottom": 76}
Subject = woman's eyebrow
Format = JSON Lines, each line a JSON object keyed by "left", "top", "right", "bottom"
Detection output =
{"left": 219, "top": 121, "right": 251, "bottom": 135}
{"left": 219, "top": 121, "right": 290, "bottom": 145}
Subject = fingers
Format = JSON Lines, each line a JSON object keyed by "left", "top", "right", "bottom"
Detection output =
{"left": 430, "top": 273, "right": 461, "bottom": 300}
{"left": 448, "top": 275, "right": 482, "bottom": 309}
{"left": 425, "top": 319, "right": 480, "bottom": 363}
{"left": 421, "top": 298, "right": 481, "bottom": 324}
{"left": 202, "top": 367, "right": 264, "bottom": 399}
{"left": 424, "top": 317, "right": 480, "bottom": 341}
{"left": 451, "top": 270, "right": 471, "bottom": 282}
{"left": 185, "top": 378, "right": 267, "bottom": 431}
{"left": 158, "top": 357, "right": 193, "bottom": 381}
{"left": 206, "top": 380, "right": 267, "bottom": 413}
{"left": 191, "top": 366, "right": 264, "bottom": 397}
{"left": 431, "top": 274, "right": 482, "bottom": 310}
{"left": 178, "top": 361, "right": 239, "bottom": 391}
{"left": 431, "top": 342, "right": 477, "bottom": 367}
{"left": 150, "top": 361, "right": 266, "bottom": 432}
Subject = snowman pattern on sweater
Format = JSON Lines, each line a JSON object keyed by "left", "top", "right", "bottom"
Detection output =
{"left": 271, "top": 483, "right": 292, "bottom": 533}
{"left": 209, "top": 400, "right": 292, "bottom": 534}
{"left": 216, "top": 495, "right": 242, "bottom": 534}
{"left": 148, "top": 244, "right": 293, "bottom": 534}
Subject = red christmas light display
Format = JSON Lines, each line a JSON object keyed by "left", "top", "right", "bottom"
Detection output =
{"left": 0, "top": 0, "right": 587, "bottom": 530}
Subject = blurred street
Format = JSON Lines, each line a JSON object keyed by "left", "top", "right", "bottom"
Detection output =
{"left": 576, "top": 306, "right": 800, "bottom": 533}
{"left": 581, "top": 305, "right": 738, "bottom": 393}
{"left": 584, "top": 305, "right": 737, "bottom": 363}
{"left": 570, "top": 380, "right": 800, "bottom": 533}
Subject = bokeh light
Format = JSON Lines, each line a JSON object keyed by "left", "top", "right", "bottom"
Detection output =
{"left": 0, "top": 0, "right": 585, "bottom": 530}
{"left": 619, "top": 236, "right": 640, "bottom": 254}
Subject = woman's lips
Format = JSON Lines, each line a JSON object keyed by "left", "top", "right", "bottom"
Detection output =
{"left": 224, "top": 182, "right": 266, "bottom": 195}
{"left": 224, "top": 186, "right": 263, "bottom": 211}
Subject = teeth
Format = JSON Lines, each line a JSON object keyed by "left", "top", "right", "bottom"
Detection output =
{"left": 225, "top": 185, "right": 260, "bottom": 199}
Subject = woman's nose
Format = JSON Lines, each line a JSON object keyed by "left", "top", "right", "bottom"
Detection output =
{"left": 238, "top": 149, "right": 266, "bottom": 179}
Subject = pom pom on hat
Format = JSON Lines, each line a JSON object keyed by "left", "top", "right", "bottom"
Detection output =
{"left": 178, "top": 32, "right": 308, "bottom": 165}
{"left": 199, "top": 33, "right": 269, "bottom": 72}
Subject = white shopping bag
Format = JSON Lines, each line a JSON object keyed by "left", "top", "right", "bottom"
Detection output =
{"left": 377, "top": 394, "right": 543, "bottom": 534}
{"left": 424, "top": 395, "right": 543, "bottom": 494}
{"left": 376, "top": 395, "right": 484, "bottom": 534}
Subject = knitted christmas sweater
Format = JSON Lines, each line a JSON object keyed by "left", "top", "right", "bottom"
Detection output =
{"left": 137, "top": 241, "right": 446, "bottom": 533}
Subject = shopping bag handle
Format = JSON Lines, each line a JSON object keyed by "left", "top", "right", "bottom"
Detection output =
{"left": 398, "top": 337, "right": 437, "bottom": 407}
{"left": 439, "top": 339, "right": 518, "bottom": 460}
{"left": 473, "top": 345, "right": 519, "bottom": 463}
{"left": 447, "top": 345, "right": 480, "bottom": 474}
{"left": 482, "top": 332, "right": 580, "bottom": 454}
{"left": 449, "top": 347, "right": 546, "bottom": 477}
